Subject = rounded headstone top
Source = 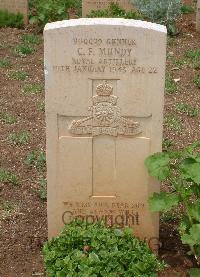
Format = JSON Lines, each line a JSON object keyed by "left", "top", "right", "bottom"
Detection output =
{"left": 44, "top": 18, "right": 167, "bottom": 34}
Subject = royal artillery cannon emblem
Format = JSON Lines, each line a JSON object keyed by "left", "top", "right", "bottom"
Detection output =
{"left": 69, "top": 81, "right": 142, "bottom": 137}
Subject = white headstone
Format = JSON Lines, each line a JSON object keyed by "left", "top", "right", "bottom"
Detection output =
{"left": 44, "top": 18, "right": 167, "bottom": 242}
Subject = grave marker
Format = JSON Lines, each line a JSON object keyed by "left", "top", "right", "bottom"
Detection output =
{"left": 82, "top": 0, "right": 134, "bottom": 17}
{"left": 44, "top": 18, "right": 167, "bottom": 241}
{"left": 197, "top": 0, "right": 200, "bottom": 32}
{"left": 0, "top": 0, "right": 28, "bottom": 24}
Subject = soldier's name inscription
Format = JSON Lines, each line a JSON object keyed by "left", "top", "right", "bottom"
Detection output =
{"left": 51, "top": 37, "right": 158, "bottom": 74}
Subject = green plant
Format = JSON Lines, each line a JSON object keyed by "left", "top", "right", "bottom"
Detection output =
{"left": 0, "top": 58, "right": 11, "bottom": 68}
{"left": 185, "top": 49, "right": 200, "bottom": 60}
{"left": 1, "top": 200, "right": 15, "bottom": 211}
{"left": 0, "top": 10, "right": 23, "bottom": 28}
{"left": 7, "top": 131, "right": 31, "bottom": 146}
{"left": 21, "top": 34, "right": 41, "bottom": 45}
{"left": 173, "top": 58, "right": 188, "bottom": 68}
{"left": 167, "top": 37, "right": 177, "bottom": 47}
{"left": 0, "top": 112, "right": 17, "bottom": 124}
{"left": 185, "top": 49, "right": 200, "bottom": 70}
{"left": 189, "top": 268, "right": 200, "bottom": 276}
{"left": 37, "top": 178, "right": 47, "bottom": 200}
{"left": 0, "top": 200, "right": 18, "bottom": 220}
{"left": 29, "top": 0, "right": 82, "bottom": 29}
{"left": 0, "top": 42, "right": 11, "bottom": 49}
{"left": 8, "top": 71, "right": 28, "bottom": 81}
{"left": 176, "top": 103, "right": 199, "bottom": 117}
{"left": 145, "top": 141, "right": 200, "bottom": 265}
{"left": 0, "top": 168, "right": 19, "bottom": 186}
{"left": 25, "top": 150, "right": 46, "bottom": 171}
{"left": 165, "top": 75, "right": 177, "bottom": 94}
{"left": 131, "top": 0, "right": 182, "bottom": 35}
{"left": 14, "top": 43, "right": 35, "bottom": 57}
{"left": 181, "top": 5, "right": 195, "bottom": 14}
{"left": 22, "top": 83, "right": 43, "bottom": 95}
{"left": 162, "top": 138, "right": 174, "bottom": 151}
{"left": 36, "top": 101, "right": 45, "bottom": 112}
{"left": 165, "top": 116, "right": 183, "bottom": 132}
{"left": 43, "top": 220, "right": 165, "bottom": 276}
{"left": 88, "top": 2, "right": 140, "bottom": 19}
{"left": 195, "top": 75, "right": 200, "bottom": 89}
{"left": 161, "top": 210, "right": 177, "bottom": 222}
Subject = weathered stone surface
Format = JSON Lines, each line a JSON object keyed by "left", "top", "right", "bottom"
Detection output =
{"left": 44, "top": 18, "right": 167, "bottom": 242}
{"left": 0, "top": 0, "right": 28, "bottom": 24}
{"left": 82, "top": 0, "right": 134, "bottom": 17}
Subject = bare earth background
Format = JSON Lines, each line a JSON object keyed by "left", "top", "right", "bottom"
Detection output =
{"left": 0, "top": 1, "right": 199, "bottom": 276}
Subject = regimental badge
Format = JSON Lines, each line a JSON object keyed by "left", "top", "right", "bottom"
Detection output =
{"left": 69, "top": 81, "right": 142, "bottom": 137}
